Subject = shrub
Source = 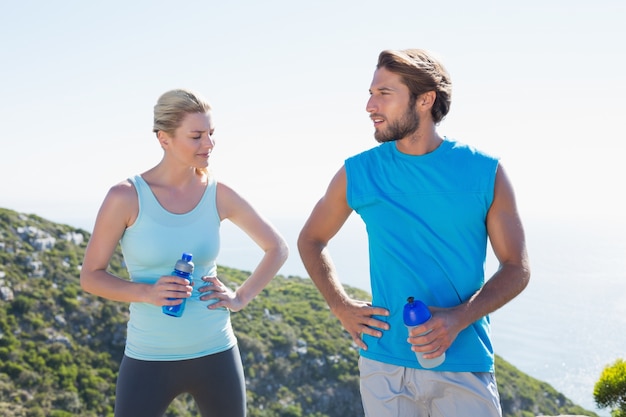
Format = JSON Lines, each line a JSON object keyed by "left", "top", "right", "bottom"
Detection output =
{"left": 594, "top": 358, "right": 626, "bottom": 417}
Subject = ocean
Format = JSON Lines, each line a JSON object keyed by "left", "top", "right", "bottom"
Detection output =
{"left": 218, "top": 213, "right": 626, "bottom": 417}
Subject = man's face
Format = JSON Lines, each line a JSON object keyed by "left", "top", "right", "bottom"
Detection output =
{"left": 366, "top": 67, "right": 419, "bottom": 143}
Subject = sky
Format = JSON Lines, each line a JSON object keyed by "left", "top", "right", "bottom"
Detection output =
{"left": 1, "top": 0, "right": 625, "bottom": 271}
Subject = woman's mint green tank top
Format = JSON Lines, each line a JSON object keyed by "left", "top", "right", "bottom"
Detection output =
{"left": 120, "top": 175, "right": 236, "bottom": 361}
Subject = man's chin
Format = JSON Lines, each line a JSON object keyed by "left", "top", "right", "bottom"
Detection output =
{"left": 374, "top": 133, "right": 397, "bottom": 144}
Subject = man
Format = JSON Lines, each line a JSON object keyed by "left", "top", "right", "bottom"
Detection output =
{"left": 297, "top": 49, "right": 530, "bottom": 417}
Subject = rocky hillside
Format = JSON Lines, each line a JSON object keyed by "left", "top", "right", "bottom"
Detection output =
{"left": 0, "top": 207, "right": 598, "bottom": 417}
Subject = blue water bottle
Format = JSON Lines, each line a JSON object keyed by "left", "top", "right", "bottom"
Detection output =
{"left": 403, "top": 296, "right": 445, "bottom": 368}
{"left": 162, "top": 253, "right": 194, "bottom": 317}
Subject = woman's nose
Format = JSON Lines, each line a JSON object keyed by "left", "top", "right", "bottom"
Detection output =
{"left": 205, "top": 133, "right": 215, "bottom": 148}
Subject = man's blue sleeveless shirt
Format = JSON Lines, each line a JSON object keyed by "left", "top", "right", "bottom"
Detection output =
{"left": 120, "top": 175, "right": 236, "bottom": 361}
{"left": 345, "top": 138, "right": 499, "bottom": 372}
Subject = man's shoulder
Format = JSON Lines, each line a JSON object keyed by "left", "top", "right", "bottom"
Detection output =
{"left": 445, "top": 138, "right": 499, "bottom": 162}
{"left": 346, "top": 143, "right": 388, "bottom": 162}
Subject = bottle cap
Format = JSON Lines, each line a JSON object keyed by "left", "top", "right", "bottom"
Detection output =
{"left": 175, "top": 253, "right": 194, "bottom": 273}
{"left": 403, "top": 296, "right": 431, "bottom": 326}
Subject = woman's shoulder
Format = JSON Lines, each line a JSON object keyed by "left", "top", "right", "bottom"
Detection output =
{"left": 105, "top": 178, "right": 138, "bottom": 205}
{"left": 215, "top": 181, "right": 238, "bottom": 199}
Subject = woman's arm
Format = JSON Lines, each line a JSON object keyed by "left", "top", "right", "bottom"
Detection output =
{"left": 80, "top": 181, "right": 191, "bottom": 306}
{"left": 205, "top": 182, "right": 288, "bottom": 311}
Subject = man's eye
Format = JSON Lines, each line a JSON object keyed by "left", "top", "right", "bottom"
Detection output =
{"left": 192, "top": 136, "right": 201, "bottom": 140}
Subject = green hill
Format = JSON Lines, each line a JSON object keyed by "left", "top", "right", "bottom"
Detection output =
{"left": 0, "top": 207, "right": 598, "bottom": 417}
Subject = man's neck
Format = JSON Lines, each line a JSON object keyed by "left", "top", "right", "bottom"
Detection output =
{"left": 395, "top": 126, "right": 443, "bottom": 156}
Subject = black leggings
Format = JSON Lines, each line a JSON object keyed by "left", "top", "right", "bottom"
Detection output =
{"left": 114, "top": 346, "right": 246, "bottom": 417}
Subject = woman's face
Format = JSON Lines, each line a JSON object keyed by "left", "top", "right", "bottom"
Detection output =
{"left": 165, "top": 111, "right": 216, "bottom": 169}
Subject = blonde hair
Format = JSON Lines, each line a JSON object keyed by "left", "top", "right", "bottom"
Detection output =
{"left": 153, "top": 89, "right": 213, "bottom": 176}
{"left": 152, "top": 89, "right": 212, "bottom": 136}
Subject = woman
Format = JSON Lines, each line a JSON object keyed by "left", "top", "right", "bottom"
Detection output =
{"left": 80, "top": 88, "right": 289, "bottom": 417}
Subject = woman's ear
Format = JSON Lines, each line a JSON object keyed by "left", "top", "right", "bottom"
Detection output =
{"left": 157, "top": 130, "right": 170, "bottom": 149}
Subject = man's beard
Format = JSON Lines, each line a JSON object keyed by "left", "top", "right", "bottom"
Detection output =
{"left": 374, "top": 101, "right": 420, "bottom": 143}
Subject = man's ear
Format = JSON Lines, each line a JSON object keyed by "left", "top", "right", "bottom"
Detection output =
{"left": 419, "top": 91, "right": 436, "bottom": 109}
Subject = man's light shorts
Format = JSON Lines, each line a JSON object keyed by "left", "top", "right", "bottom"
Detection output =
{"left": 359, "top": 356, "right": 502, "bottom": 417}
